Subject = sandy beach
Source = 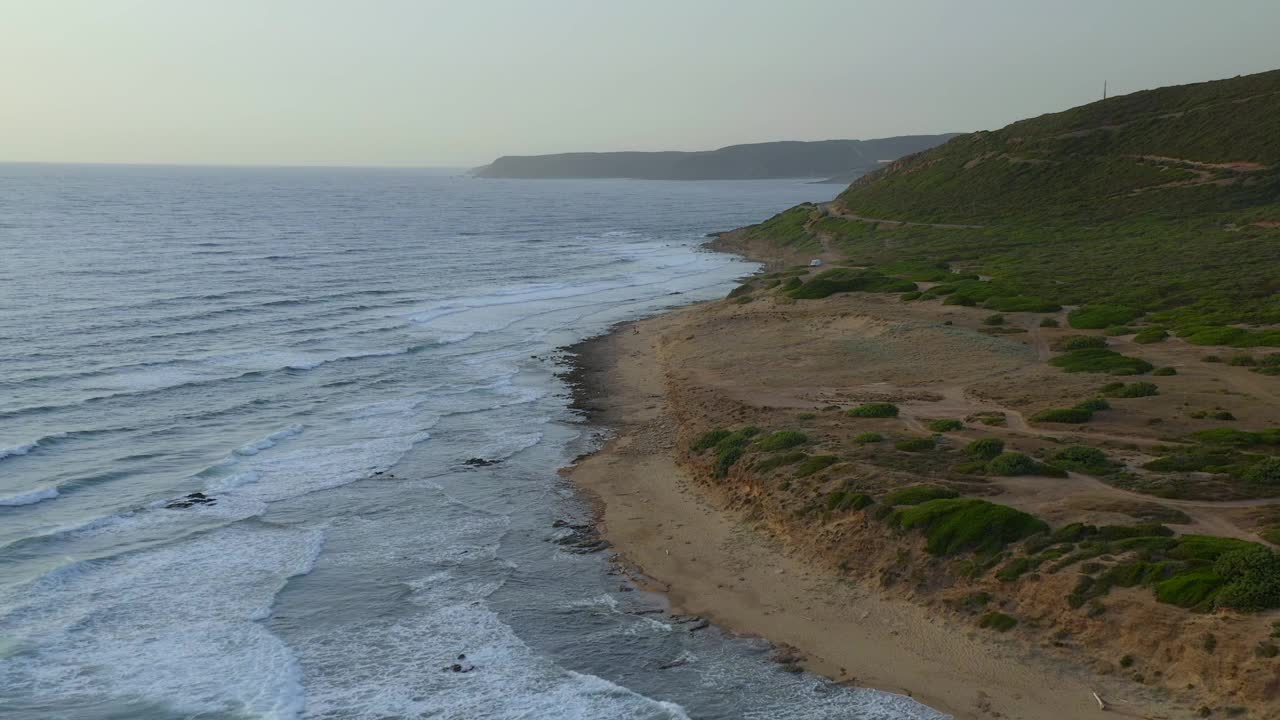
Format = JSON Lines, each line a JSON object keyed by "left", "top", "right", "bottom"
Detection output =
{"left": 561, "top": 273, "right": 1280, "bottom": 719}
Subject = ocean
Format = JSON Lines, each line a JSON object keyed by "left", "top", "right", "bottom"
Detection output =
{"left": 0, "top": 164, "right": 946, "bottom": 720}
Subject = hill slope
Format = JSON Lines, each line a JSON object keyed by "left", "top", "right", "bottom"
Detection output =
{"left": 474, "top": 135, "right": 959, "bottom": 180}
{"left": 739, "top": 69, "right": 1280, "bottom": 342}
{"left": 838, "top": 70, "right": 1280, "bottom": 224}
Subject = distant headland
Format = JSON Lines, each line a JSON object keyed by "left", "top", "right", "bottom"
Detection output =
{"left": 473, "top": 135, "right": 960, "bottom": 180}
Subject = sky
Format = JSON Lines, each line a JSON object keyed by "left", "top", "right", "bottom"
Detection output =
{"left": 2, "top": 0, "right": 1278, "bottom": 167}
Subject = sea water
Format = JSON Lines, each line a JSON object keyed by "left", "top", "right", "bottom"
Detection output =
{"left": 0, "top": 164, "right": 946, "bottom": 720}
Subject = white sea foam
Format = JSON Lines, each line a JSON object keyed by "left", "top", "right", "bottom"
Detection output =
{"left": 0, "top": 432, "right": 68, "bottom": 462}
{"left": 0, "top": 523, "right": 325, "bottom": 719}
{"left": 0, "top": 486, "right": 60, "bottom": 507}
{"left": 297, "top": 588, "right": 691, "bottom": 720}
{"left": 234, "top": 424, "right": 305, "bottom": 456}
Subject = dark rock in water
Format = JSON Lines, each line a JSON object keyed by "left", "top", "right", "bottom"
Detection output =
{"left": 444, "top": 662, "right": 476, "bottom": 673}
{"left": 687, "top": 618, "right": 710, "bottom": 632}
{"left": 657, "top": 656, "right": 689, "bottom": 670}
{"left": 457, "top": 653, "right": 466, "bottom": 660}
{"left": 463, "top": 458, "right": 499, "bottom": 467}
{"left": 165, "top": 492, "right": 217, "bottom": 509}
{"left": 551, "top": 522, "right": 609, "bottom": 554}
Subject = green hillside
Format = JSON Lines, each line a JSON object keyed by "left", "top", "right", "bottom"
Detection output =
{"left": 743, "top": 69, "right": 1280, "bottom": 343}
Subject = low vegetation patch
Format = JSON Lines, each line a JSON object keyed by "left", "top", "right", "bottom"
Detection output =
{"left": 895, "top": 436, "right": 936, "bottom": 452}
{"left": 692, "top": 429, "right": 732, "bottom": 452}
{"left": 1050, "top": 446, "right": 1114, "bottom": 474}
{"left": 846, "top": 402, "right": 899, "bottom": 418}
{"left": 965, "top": 437, "right": 1005, "bottom": 460}
{"left": 787, "top": 269, "right": 916, "bottom": 300}
{"left": 710, "top": 427, "right": 761, "bottom": 478}
{"left": 755, "top": 430, "right": 808, "bottom": 452}
{"left": 882, "top": 485, "right": 959, "bottom": 506}
{"left": 978, "top": 612, "right": 1018, "bottom": 631}
{"left": 1049, "top": 348, "right": 1153, "bottom": 375}
{"left": 1152, "top": 366, "right": 1177, "bottom": 376}
{"left": 987, "top": 452, "right": 1064, "bottom": 477}
{"left": 826, "top": 490, "right": 873, "bottom": 512}
{"left": 794, "top": 455, "right": 839, "bottom": 477}
{"left": 1031, "top": 398, "right": 1109, "bottom": 424}
{"left": 852, "top": 431, "right": 884, "bottom": 443}
{"left": 1052, "top": 335, "right": 1108, "bottom": 351}
{"left": 927, "top": 418, "right": 963, "bottom": 432}
{"left": 1069, "top": 305, "right": 1142, "bottom": 330}
{"left": 1101, "top": 381, "right": 1159, "bottom": 398}
{"left": 1189, "top": 428, "right": 1280, "bottom": 448}
{"left": 1133, "top": 328, "right": 1169, "bottom": 344}
{"left": 892, "top": 498, "right": 1048, "bottom": 556}
{"left": 753, "top": 451, "right": 808, "bottom": 474}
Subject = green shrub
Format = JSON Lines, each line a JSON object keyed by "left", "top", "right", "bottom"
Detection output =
{"left": 794, "top": 455, "right": 839, "bottom": 477}
{"left": 727, "top": 283, "right": 754, "bottom": 298}
{"left": 1189, "top": 428, "right": 1280, "bottom": 448}
{"left": 1229, "top": 354, "right": 1257, "bottom": 367}
{"left": 713, "top": 427, "right": 760, "bottom": 478}
{"left": 895, "top": 436, "right": 936, "bottom": 452}
{"left": 1049, "top": 348, "right": 1153, "bottom": 375}
{"left": 1154, "top": 568, "right": 1226, "bottom": 610}
{"left": 996, "top": 557, "right": 1034, "bottom": 581}
{"left": 1031, "top": 407, "right": 1094, "bottom": 424}
{"left": 892, "top": 498, "right": 1048, "bottom": 556}
{"left": 1134, "top": 328, "right": 1169, "bottom": 344}
{"left": 882, "top": 485, "right": 959, "bottom": 506}
{"left": 1142, "top": 447, "right": 1243, "bottom": 473}
{"left": 1050, "top": 446, "right": 1112, "bottom": 474}
{"left": 983, "top": 314, "right": 1005, "bottom": 326}
{"left": 716, "top": 446, "right": 745, "bottom": 477}
{"left": 987, "top": 452, "right": 1041, "bottom": 476}
{"left": 965, "top": 437, "right": 1005, "bottom": 460}
{"left": 1152, "top": 366, "right": 1177, "bottom": 376}
{"left": 1213, "top": 547, "right": 1280, "bottom": 611}
{"left": 1096, "top": 524, "right": 1174, "bottom": 541}
{"left": 984, "top": 296, "right": 1061, "bottom": 313}
{"left": 788, "top": 269, "right": 917, "bottom": 299}
{"left": 1069, "top": 305, "right": 1141, "bottom": 329}
{"left": 900, "top": 291, "right": 922, "bottom": 301}
{"left": 978, "top": 612, "right": 1018, "bottom": 631}
{"left": 927, "top": 418, "right": 964, "bottom": 432}
{"left": 1040, "top": 318, "right": 1060, "bottom": 328}
{"left": 853, "top": 431, "right": 884, "bottom": 443}
{"left": 692, "top": 429, "right": 731, "bottom": 452}
{"left": 1169, "top": 535, "right": 1261, "bottom": 562}
{"left": 781, "top": 276, "right": 802, "bottom": 291}
{"left": 1202, "top": 354, "right": 1222, "bottom": 363}
{"left": 756, "top": 430, "right": 808, "bottom": 452}
{"left": 1102, "top": 381, "right": 1159, "bottom": 398}
{"left": 1052, "top": 335, "right": 1109, "bottom": 351}
{"left": 1075, "top": 397, "right": 1111, "bottom": 412}
{"left": 1244, "top": 457, "right": 1280, "bottom": 486}
{"left": 1104, "top": 325, "right": 1136, "bottom": 337}
{"left": 847, "top": 403, "right": 899, "bottom": 418}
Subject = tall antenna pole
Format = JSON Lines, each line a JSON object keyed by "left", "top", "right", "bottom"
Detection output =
{"left": 1103, "top": 80, "right": 1108, "bottom": 100}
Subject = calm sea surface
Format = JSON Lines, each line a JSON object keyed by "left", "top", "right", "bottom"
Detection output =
{"left": 0, "top": 165, "right": 946, "bottom": 720}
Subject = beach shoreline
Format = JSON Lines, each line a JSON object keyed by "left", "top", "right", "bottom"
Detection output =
{"left": 558, "top": 296, "right": 1199, "bottom": 720}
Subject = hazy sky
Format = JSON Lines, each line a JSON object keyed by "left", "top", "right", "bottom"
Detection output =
{"left": 3, "top": 0, "right": 1278, "bottom": 167}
